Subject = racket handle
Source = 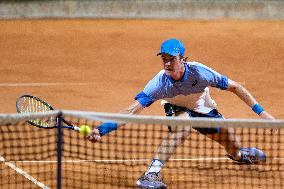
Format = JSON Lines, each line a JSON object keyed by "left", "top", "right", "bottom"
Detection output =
{"left": 62, "top": 119, "right": 80, "bottom": 132}
{"left": 73, "top": 126, "right": 80, "bottom": 132}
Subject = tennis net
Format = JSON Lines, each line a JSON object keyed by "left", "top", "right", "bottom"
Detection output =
{"left": 0, "top": 110, "right": 283, "bottom": 189}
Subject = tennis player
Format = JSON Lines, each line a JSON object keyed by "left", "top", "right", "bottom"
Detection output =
{"left": 87, "top": 38, "right": 274, "bottom": 189}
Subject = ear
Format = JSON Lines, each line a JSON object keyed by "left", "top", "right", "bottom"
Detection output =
{"left": 180, "top": 56, "right": 186, "bottom": 62}
{"left": 183, "top": 56, "right": 188, "bottom": 62}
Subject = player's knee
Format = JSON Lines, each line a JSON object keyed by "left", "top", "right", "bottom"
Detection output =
{"left": 168, "top": 125, "right": 178, "bottom": 133}
{"left": 168, "top": 125, "right": 191, "bottom": 134}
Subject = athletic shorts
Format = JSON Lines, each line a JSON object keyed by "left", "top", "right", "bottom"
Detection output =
{"left": 164, "top": 103, "right": 222, "bottom": 135}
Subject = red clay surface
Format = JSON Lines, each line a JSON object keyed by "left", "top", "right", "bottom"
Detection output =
{"left": 1, "top": 19, "right": 284, "bottom": 118}
{"left": 0, "top": 19, "right": 284, "bottom": 189}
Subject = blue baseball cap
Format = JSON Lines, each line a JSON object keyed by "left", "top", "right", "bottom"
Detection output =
{"left": 157, "top": 38, "right": 185, "bottom": 56}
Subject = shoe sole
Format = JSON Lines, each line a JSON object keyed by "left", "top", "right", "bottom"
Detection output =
{"left": 136, "top": 180, "right": 167, "bottom": 189}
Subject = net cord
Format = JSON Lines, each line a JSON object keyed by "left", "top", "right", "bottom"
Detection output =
{"left": 1, "top": 110, "right": 283, "bottom": 129}
{"left": 63, "top": 110, "right": 284, "bottom": 129}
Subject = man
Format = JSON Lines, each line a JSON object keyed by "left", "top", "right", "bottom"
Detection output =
{"left": 87, "top": 38, "right": 274, "bottom": 189}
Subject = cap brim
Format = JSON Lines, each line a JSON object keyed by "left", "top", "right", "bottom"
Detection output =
{"left": 157, "top": 52, "right": 179, "bottom": 56}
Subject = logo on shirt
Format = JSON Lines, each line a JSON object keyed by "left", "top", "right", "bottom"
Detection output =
{"left": 192, "top": 80, "right": 198, "bottom": 87}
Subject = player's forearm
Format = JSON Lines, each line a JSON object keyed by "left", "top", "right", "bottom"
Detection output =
{"left": 119, "top": 100, "right": 144, "bottom": 115}
{"left": 227, "top": 79, "right": 257, "bottom": 107}
{"left": 97, "top": 101, "right": 144, "bottom": 136}
{"left": 227, "top": 79, "right": 274, "bottom": 119}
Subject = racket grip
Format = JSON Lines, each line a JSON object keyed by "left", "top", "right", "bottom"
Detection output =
{"left": 73, "top": 126, "right": 80, "bottom": 132}
{"left": 62, "top": 119, "right": 80, "bottom": 132}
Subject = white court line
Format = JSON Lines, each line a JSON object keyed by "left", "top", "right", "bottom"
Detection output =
{"left": 0, "top": 155, "right": 50, "bottom": 189}
{"left": 14, "top": 157, "right": 284, "bottom": 163}
{"left": 0, "top": 83, "right": 92, "bottom": 87}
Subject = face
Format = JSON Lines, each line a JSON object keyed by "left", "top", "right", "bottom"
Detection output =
{"left": 161, "top": 54, "right": 185, "bottom": 79}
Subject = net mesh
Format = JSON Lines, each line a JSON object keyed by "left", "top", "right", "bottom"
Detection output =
{"left": 0, "top": 111, "right": 283, "bottom": 189}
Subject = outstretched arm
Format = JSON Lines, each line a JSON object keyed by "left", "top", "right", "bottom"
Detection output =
{"left": 119, "top": 100, "right": 144, "bottom": 114}
{"left": 87, "top": 100, "right": 144, "bottom": 142}
{"left": 227, "top": 79, "right": 274, "bottom": 120}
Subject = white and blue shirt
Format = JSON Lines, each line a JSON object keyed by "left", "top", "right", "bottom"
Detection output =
{"left": 135, "top": 62, "right": 229, "bottom": 114}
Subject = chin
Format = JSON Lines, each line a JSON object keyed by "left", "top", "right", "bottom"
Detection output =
{"left": 165, "top": 70, "right": 173, "bottom": 76}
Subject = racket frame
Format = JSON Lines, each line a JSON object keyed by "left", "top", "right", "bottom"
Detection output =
{"left": 16, "top": 94, "right": 80, "bottom": 131}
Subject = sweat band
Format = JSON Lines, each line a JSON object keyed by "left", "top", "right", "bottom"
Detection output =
{"left": 134, "top": 91, "right": 154, "bottom": 107}
{"left": 97, "top": 122, "right": 118, "bottom": 136}
{"left": 252, "top": 104, "right": 264, "bottom": 115}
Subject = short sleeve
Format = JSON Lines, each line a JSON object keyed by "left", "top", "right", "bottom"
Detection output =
{"left": 216, "top": 75, "right": 228, "bottom": 90}
{"left": 134, "top": 73, "right": 164, "bottom": 107}
{"left": 193, "top": 63, "right": 229, "bottom": 90}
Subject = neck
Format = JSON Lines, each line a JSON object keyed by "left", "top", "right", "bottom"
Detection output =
{"left": 171, "top": 63, "right": 185, "bottom": 81}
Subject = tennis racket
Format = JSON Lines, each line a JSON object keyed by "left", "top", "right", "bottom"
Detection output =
{"left": 16, "top": 94, "right": 80, "bottom": 132}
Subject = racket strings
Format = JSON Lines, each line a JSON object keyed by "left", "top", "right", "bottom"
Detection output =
{"left": 18, "top": 97, "right": 49, "bottom": 113}
{"left": 18, "top": 97, "right": 55, "bottom": 127}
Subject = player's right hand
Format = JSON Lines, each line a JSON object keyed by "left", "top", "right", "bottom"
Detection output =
{"left": 87, "top": 128, "right": 102, "bottom": 142}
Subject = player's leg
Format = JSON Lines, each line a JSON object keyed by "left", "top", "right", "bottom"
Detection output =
{"left": 205, "top": 127, "right": 241, "bottom": 159}
{"left": 163, "top": 103, "right": 266, "bottom": 164}
{"left": 154, "top": 111, "right": 191, "bottom": 161}
{"left": 205, "top": 128, "right": 266, "bottom": 164}
{"left": 136, "top": 112, "right": 191, "bottom": 189}
{"left": 195, "top": 109, "right": 266, "bottom": 164}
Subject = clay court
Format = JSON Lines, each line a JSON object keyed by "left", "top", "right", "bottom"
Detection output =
{"left": 0, "top": 19, "right": 284, "bottom": 188}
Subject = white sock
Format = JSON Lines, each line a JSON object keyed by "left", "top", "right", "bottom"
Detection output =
{"left": 145, "top": 159, "right": 164, "bottom": 175}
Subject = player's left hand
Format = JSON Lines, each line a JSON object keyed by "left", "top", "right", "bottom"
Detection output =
{"left": 259, "top": 111, "right": 278, "bottom": 133}
{"left": 87, "top": 128, "right": 102, "bottom": 142}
